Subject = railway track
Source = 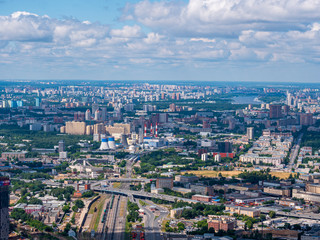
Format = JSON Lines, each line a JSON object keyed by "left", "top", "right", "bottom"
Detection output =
{"left": 105, "top": 195, "right": 121, "bottom": 240}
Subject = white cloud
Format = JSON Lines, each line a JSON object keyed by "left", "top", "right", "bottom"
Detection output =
{"left": 126, "top": 0, "right": 320, "bottom": 37}
{"left": 190, "top": 38, "right": 215, "bottom": 43}
{"left": 11, "top": 11, "right": 39, "bottom": 18}
{"left": 0, "top": 7, "right": 320, "bottom": 74}
{"left": 144, "top": 32, "right": 162, "bottom": 44}
{"left": 0, "top": 12, "right": 53, "bottom": 41}
{"left": 110, "top": 25, "right": 142, "bottom": 38}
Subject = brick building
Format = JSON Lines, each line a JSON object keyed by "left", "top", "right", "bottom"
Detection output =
{"left": 208, "top": 215, "right": 236, "bottom": 232}
{"left": 191, "top": 194, "right": 212, "bottom": 202}
{"left": 156, "top": 178, "right": 173, "bottom": 189}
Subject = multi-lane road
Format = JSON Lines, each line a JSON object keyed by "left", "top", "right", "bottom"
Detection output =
{"left": 287, "top": 133, "right": 303, "bottom": 170}
{"left": 93, "top": 185, "right": 202, "bottom": 204}
{"left": 136, "top": 199, "right": 168, "bottom": 240}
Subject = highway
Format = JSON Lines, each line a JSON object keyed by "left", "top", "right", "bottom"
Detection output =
{"left": 112, "top": 196, "right": 127, "bottom": 240}
{"left": 287, "top": 133, "right": 303, "bottom": 170}
{"left": 93, "top": 185, "right": 204, "bottom": 204}
{"left": 260, "top": 208, "right": 320, "bottom": 221}
{"left": 136, "top": 199, "right": 168, "bottom": 240}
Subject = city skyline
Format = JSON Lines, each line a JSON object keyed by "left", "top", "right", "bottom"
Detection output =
{"left": 0, "top": 0, "right": 320, "bottom": 82}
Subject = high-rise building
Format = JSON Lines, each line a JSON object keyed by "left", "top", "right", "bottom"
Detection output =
{"left": 74, "top": 111, "right": 85, "bottom": 121}
{"left": 247, "top": 127, "right": 254, "bottom": 140}
{"left": 64, "top": 121, "right": 87, "bottom": 135}
{"left": 269, "top": 104, "right": 282, "bottom": 119}
{"left": 17, "top": 100, "right": 23, "bottom": 107}
{"left": 203, "top": 120, "right": 210, "bottom": 129}
{"left": 300, "top": 113, "right": 314, "bottom": 126}
{"left": 218, "top": 141, "right": 233, "bottom": 153}
{"left": 58, "top": 140, "right": 65, "bottom": 153}
{"left": 94, "top": 110, "right": 101, "bottom": 121}
{"left": 85, "top": 109, "right": 91, "bottom": 121}
{"left": 283, "top": 105, "right": 290, "bottom": 115}
{"left": 159, "top": 113, "right": 168, "bottom": 123}
{"left": 201, "top": 153, "right": 208, "bottom": 161}
{"left": 287, "top": 92, "right": 293, "bottom": 107}
{"left": 169, "top": 103, "right": 176, "bottom": 112}
{"left": 92, "top": 103, "right": 99, "bottom": 115}
{"left": 101, "top": 107, "right": 107, "bottom": 121}
{"left": 214, "top": 154, "right": 221, "bottom": 162}
{"left": 35, "top": 97, "right": 41, "bottom": 107}
{"left": 0, "top": 176, "right": 10, "bottom": 240}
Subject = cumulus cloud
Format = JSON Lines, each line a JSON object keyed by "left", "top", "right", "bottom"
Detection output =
{"left": 110, "top": 25, "right": 143, "bottom": 38}
{"left": 125, "top": 0, "right": 320, "bottom": 37}
{"left": 0, "top": 5, "right": 320, "bottom": 74}
{"left": 0, "top": 12, "right": 53, "bottom": 41}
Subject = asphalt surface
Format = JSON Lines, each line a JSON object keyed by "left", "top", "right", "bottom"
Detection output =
{"left": 287, "top": 133, "right": 303, "bottom": 170}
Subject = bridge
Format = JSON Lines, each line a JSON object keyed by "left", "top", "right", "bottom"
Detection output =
{"left": 106, "top": 178, "right": 150, "bottom": 183}
{"left": 93, "top": 186, "right": 212, "bottom": 205}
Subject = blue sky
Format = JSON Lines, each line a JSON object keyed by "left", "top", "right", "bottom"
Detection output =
{"left": 0, "top": 0, "right": 320, "bottom": 82}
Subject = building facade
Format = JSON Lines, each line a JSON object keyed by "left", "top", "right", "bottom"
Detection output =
{"left": 0, "top": 177, "right": 10, "bottom": 240}
{"left": 208, "top": 215, "right": 236, "bottom": 232}
{"left": 156, "top": 178, "right": 173, "bottom": 189}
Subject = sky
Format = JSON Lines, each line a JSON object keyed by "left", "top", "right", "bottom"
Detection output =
{"left": 0, "top": 0, "right": 320, "bottom": 82}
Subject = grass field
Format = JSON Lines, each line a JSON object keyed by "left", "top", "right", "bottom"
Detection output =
{"left": 161, "top": 220, "right": 169, "bottom": 232}
{"left": 183, "top": 170, "right": 296, "bottom": 179}
{"left": 139, "top": 200, "right": 147, "bottom": 207}
{"left": 112, "top": 182, "right": 122, "bottom": 188}
{"left": 119, "top": 198, "right": 126, "bottom": 217}
{"left": 269, "top": 172, "right": 297, "bottom": 179}
{"left": 124, "top": 219, "right": 132, "bottom": 240}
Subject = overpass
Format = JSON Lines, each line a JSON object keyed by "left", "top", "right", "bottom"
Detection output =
{"left": 260, "top": 209, "right": 320, "bottom": 221}
{"left": 93, "top": 186, "right": 212, "bottom": 204}
{"left": 106, "top": 178, "right": 150, "bottom": 183}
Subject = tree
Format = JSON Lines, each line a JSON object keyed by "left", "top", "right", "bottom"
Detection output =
{"left": 28, "top": 198, "right": 43, "bottom": 205}
{"left": 62, "top": 205, "right": 70, "bottom": 213}
{"left": 246, "top": 220, "right": 253, "bottom": 229}
{"left": 260, "top": 214, "right": 266, "bottom": 221}
{"left": 118, "top": 160, "right": 126, "bottom": 168}
{"left": 64, "top": 223, "right": 71, "bottom": 233}
{"left": 292, "top": 224, "right": 301, "bottom": 230}
{"left": 74, "top": 200, "right": 84, "bottom": 208}
{"left": 20, "top": 188, "right": 28, "bottom": 196}
{"left": 177, "top": 222, "right": 185, "bottom": 231}
{"left": 269, "top": 211, "right": 276, "bottom": 218}
{"left": 70, "top": 216, "right": 75, "bottom": 224}
{"left": 72, "top": 205, "right": 78, "bottom": 212}
{"left": 65, "top": 193, "right": 71, "bottom": 201}
{"left": 284, "top": 223, "right": 291, "bottom": 229}
{"left": 82, "top": 190, "right": 95, "bottom": 198}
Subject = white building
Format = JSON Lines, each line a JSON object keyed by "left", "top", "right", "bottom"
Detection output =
{"left": 201, "top": 153, "right": 208, "bottom": 161}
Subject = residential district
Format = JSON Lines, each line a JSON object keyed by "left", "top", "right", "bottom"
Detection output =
{"left": 1, "top": 81, "right": 320, "bottom": 240}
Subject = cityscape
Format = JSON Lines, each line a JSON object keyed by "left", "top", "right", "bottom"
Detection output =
{"left": 0, "top": 81, "right": 320, "bottom": 240}
{"left": 1, "top": 0, "right": 320, "bottom": 240}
